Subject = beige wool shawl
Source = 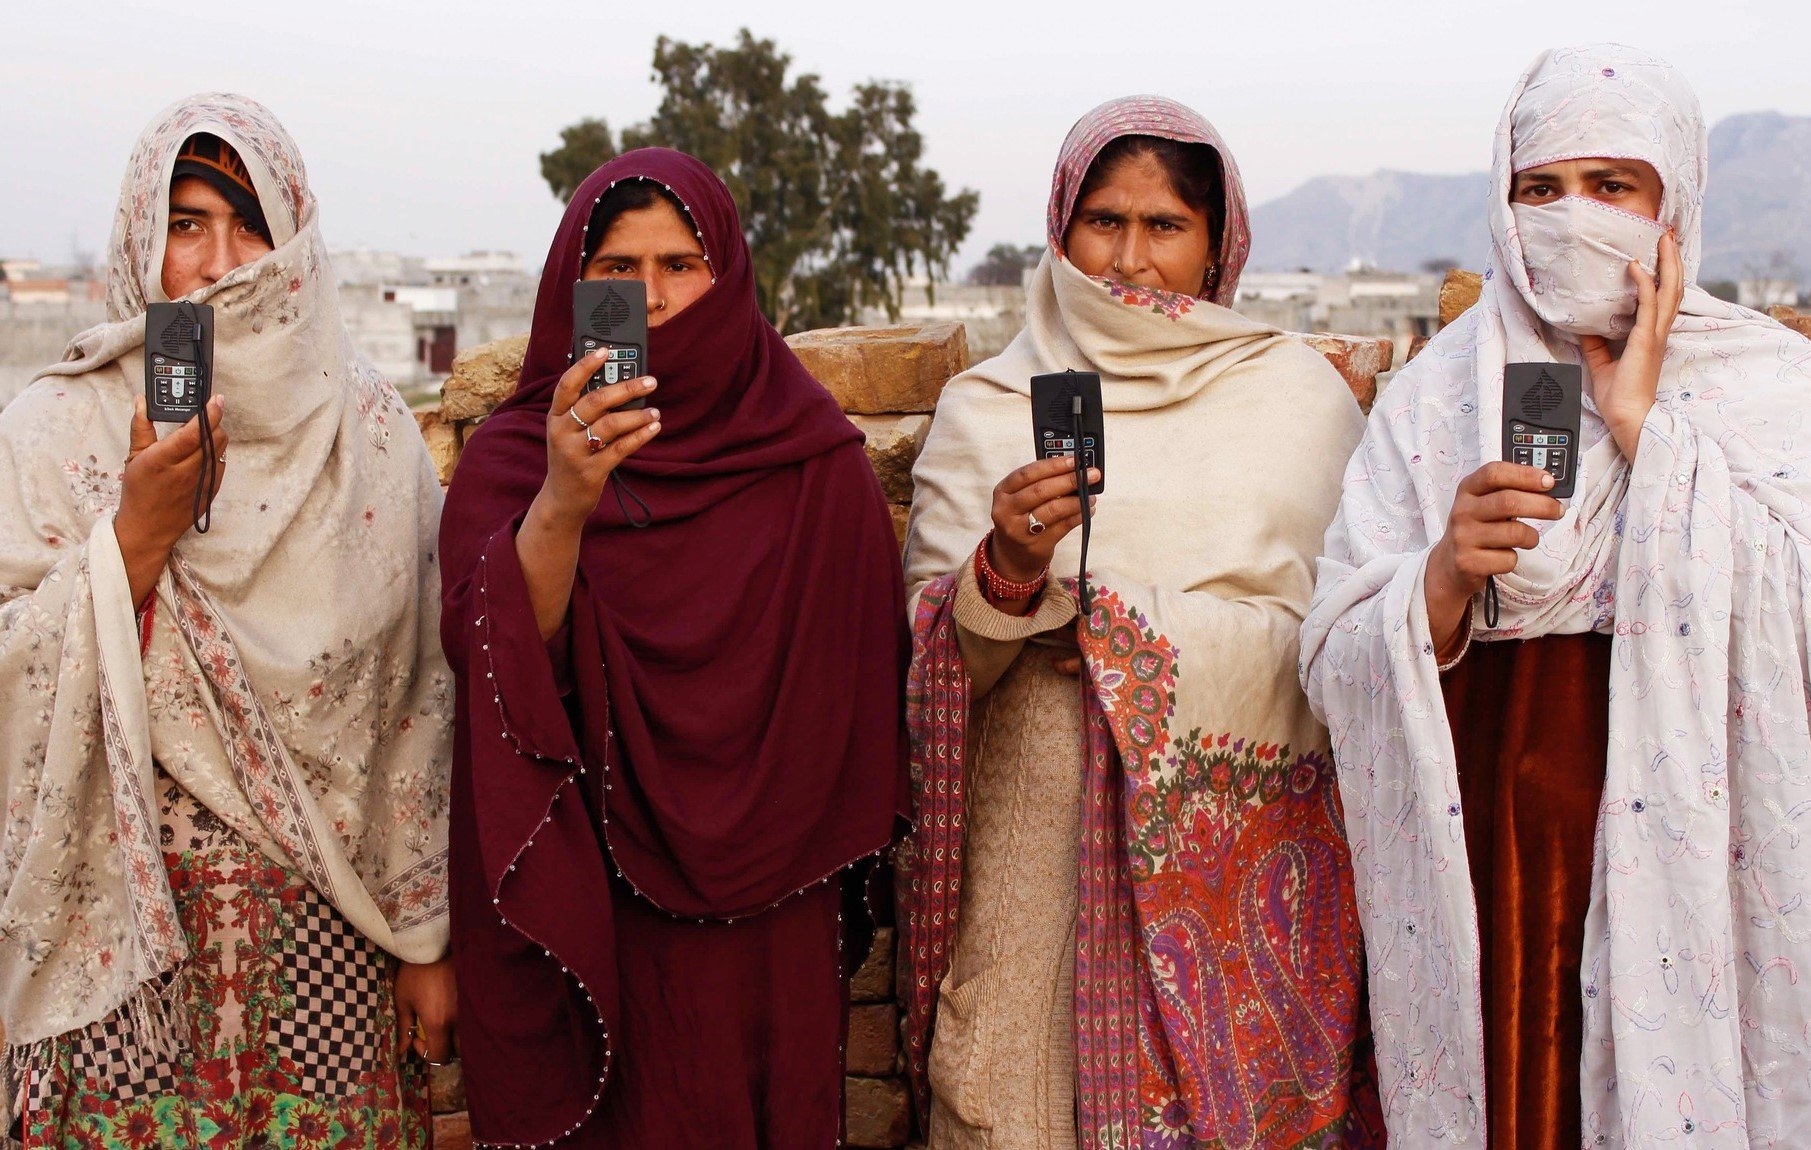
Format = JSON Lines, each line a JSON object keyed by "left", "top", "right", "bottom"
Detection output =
{"left": 0, "top": 94, "right": 451, "bottom": 1079}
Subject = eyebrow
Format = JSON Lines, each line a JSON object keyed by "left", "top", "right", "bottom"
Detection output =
{"left": 591, "top": 250, "right": 705, "bottom": 264}
{"left": 1083, "top": 208, "right": 1193, "bottom": 225}
{"left": 168, "top": 201, "right": 215, "bottom": 217}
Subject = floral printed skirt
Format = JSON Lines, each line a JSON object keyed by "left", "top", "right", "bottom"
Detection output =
{"left": 23, "top": 775, "right": 427, "bottom": 1149}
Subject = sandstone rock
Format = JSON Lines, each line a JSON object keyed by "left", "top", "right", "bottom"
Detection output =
{"left": 850, "top": 926, "right": 897, "bottom": 1003}
{"left": 441, "top": 332, "right": 529, "bottom": 422}
{"left": 432, "top": 1111, "right": 473, "bottom": 1150}
{"left": 429, "top": 1061, "right": 467, "bottom": 1113}
{"left": 845, "top": 1075, "right": 911, "bottom": 1148}
{"left": 850, "top": 414, "right": 932, "bottom": 504}
{"left": 1439, "top": 269, "right": 1484, "bottom": 329}
{"left": 1406, "top": 335, "right": 1431, "bottom": 364}
{"left": 1768, "top": 306, "right": 1811, "bottom": 340}
{"left": 845, "top": 1003, "right": 900, "bottom": 1076}
{"left": 413, "top": 406, "right": 462, "bottom": 487}
{"left": 787, "top": 323, "right": 970, "bottom": 415}
{"left": 889, "top": 504, "right": 911, "bottom": 550}
{"left": 1297, "top": 332, "right": 1393, "bottom": 414}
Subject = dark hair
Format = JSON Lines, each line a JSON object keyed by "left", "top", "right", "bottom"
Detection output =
{"left": 1072, "top": 135, "right": 1226, "bottom": 257}
{"left": 583, "top": 178, "right": 694, "bottom": 261}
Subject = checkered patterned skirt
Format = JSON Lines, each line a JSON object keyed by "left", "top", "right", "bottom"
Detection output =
{"left": 22, "top": 773, "right": 429, "bottom": 1149}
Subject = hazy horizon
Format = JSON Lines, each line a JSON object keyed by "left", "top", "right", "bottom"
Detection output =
{"left": 7, "top": 1, "right": 1807, "bottom": 274}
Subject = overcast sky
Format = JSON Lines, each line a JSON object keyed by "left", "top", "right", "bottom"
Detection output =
{"left": 6, "top": 0, "right": 1806, "bottom": 274}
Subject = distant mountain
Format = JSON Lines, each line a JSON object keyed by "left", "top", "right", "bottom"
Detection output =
{"left": 1246, "top": 112, "right": 1811, "bottom": 284}
{"left": 1249, "top": 171, "right": 1490, "bottom": 275}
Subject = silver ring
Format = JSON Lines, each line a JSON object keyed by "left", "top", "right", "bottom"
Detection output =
{"left": 569, "top": 408, "right": 590, "bottom": 431}
{"left": 1027, "top": 512, "right": 1046, "bottom": 535}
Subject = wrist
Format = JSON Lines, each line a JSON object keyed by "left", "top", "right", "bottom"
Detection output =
{"left": 985, "top": 533, "right": 1045, "bottom": 586}
{"left": 528, "top": 485, "right": 591, "bottom": 536}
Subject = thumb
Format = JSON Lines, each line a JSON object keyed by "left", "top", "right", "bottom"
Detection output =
{"left": 1579, "top": 335, "right": 1613, "bottom": 376}
{"left": 128, "top": 397, "right": 157, "bottom": 458}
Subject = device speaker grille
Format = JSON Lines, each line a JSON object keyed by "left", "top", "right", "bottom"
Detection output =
{"left": 1518, "top": 370, "right": 1564, "bottom": 419}
{"left": 1042, "top": 390, "right": 1075, "bottom": 425}
{"left": 159, "top": 312, "right": 198, "bottom": 356}
{"left": 590, "top": 286, "right": 632, "bottom": 332}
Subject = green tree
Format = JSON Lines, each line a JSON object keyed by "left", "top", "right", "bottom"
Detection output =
{"left": 540, "top": 118, "right": 619, "bottom": 202}
{"left": 967, "top": 243, "right": 1042, "bottom": 286}
{"left": 538, "top": 30, "right": 978, "bottom": 333}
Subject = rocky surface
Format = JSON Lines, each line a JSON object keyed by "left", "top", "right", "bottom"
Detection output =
{"left": 785, "top": 322, "right": 970, "bottom": 414}
{"left": 1297, "top": 333, "right": 1393, "bottom": 413}
{"left": 1439, "top": 268, "right": 1484, "bottom": 328}
{"left": 440, "top": 332, "right": 529, "bottom": 422}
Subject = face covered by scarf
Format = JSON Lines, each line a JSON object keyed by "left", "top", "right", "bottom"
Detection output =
{"left": 1302, "top": 44, "right": 1811, "bottom": 1148}
{"left": 0, "top": 93, "right": 452, "bottom": 1089}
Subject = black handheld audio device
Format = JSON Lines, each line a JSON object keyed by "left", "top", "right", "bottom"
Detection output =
{"left": 143, "top": 301, "right": 220, "bottom": 532}
{"left": 145, "top": 301, "right": 214, "bottom": 424}
{"left": 1502, "top": 362, "right": 1583, "bottom": 499}
{"left": 1029, "top": 370, "right": 1106, "bottom": 494}
{"left": 572, "top": 280, "right": 649, "bottom": 408}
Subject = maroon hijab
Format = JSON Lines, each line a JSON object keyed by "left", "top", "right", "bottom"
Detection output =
{"left": 440, "top": 148, "right": 906, "bottom": 1143}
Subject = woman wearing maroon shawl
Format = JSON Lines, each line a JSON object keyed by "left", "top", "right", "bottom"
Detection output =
{"left": 439, "top": 149, "right": 907, "bottom": 1148}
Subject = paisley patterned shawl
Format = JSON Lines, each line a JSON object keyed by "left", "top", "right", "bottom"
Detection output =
{"left": 1300, "top": 44, "right": 1811, "bottom": 1147}
{"left": 0, "top": 93, "right": 452, "bottom": 1098}
{"left": 900, "top": 96, "right": 1382, "bottom": 1148}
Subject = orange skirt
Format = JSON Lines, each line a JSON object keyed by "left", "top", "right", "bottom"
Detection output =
{"left": 1442, "top": 632, "right": 1610, "bottom": 1150}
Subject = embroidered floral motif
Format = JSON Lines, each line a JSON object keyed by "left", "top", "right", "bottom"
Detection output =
{"left": 1092, "top": 276, "right": 1198, "bottom": 321}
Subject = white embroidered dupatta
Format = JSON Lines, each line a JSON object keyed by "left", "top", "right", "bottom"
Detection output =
{"left": 1301, "top": 45, "right": 1811, "bottom": 1148}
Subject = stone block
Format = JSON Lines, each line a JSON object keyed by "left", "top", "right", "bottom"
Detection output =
{"left": 430, "top": 1061, "right": 467, "bottom": 1113}
{"left": 787, "top": 323, "right": 970, "bottom": 415}
{"left": 845, "top": 1075, "right": 911, "bottom": 1148}
{"left": 845, "top": 1003, "right": 900, "bottom": 1075}
{"left": 888, "top": 504, "right": 911, "bottom": 550}
{"left": 850, "top": 414, "right": 932, "bottom": 504}
{"left": 850, "top": 926, "right": 897, "bottom": 1003}
{"left": 432, "top": 1111, "right": 473, "bottom": 1150}
{"left": 1768, "top": 306, "right": 1811, "bottom": 340}
{"left": 1297, "top": 332, "right": 1393, "bottom": 414}
{"left": 441, "top": 333, "right": 529, "bottom": 422}
{"left": 1405, "top": 335, "right": 1430, "bottom": 364}
{"left": 413, "top": 406, "right": 462, "bottom": 488}
{"left": 1439, "top": 269, "right": 1484, "bottom": 329}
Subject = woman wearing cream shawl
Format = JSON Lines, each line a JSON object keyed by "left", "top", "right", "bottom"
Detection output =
{"left": 901, "top": 96, "right": 1381, "bottom": 1150}
{"left": 1303, "top": 45, "right": 1811, "bottom": 1147}
{"left": 0, "top": 94, "right": 451, "bottom": 1145}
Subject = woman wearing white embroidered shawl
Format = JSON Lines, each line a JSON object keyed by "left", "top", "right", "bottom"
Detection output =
{"left": 1302, "top": 44, "right": 1811, "bottom": 1149}
{"left": 0, "top": 94, "right": 453, "bottom": 1146}
{"left": 899, "top": 96, "right": 1382, "bottom": 1150}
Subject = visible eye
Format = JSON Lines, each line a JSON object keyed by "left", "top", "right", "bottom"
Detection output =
{"left": 1088, "top": 214, "right": 1120, "bottom": 230}
{"left": 605, "top": 262, "right": 636, "bottom": 276}
{"left": 1521, "top": 183, "right": 1556, "bottom": 199}
{"left": 1600, "top": 181, "right": 1630, "bottom": 195}
{"left": 1152, "top": 220, "right": 1180, "bottom": 233}
{"left": 667, "top": 260, "right": 697, "bottom": 274}
{"left": 170, "top": 218, "right": 201, "bottom": 233}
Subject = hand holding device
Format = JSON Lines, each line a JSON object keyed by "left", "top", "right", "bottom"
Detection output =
{"left": 115, "top": 394, "right": 228, "bottom": 605}
{"left": 572, "top": 280, "right": 649, "bottom": 408}
{"left": 1027, "top": 370, "right": 1105, "bottom": 609}
{"left": 1426, "top": 462, "right": 1563, "bottom": 655}
{"left": 536, "top": 347, "right": 661, "bottom": 529}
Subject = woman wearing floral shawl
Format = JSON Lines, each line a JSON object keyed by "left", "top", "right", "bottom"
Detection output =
{"left": 901, "top": 95, "right": 1383, "bottom": 1149}
{"left": 0, "top": 94, "right": 452, "bottom": 1147}
{"left": 1303, "top": 44, "right": 1811, "bottom": 1148}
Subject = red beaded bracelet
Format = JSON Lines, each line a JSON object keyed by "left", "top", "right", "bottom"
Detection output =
{"left": 975, "top": 530, "right": 1049, "bottom": 602}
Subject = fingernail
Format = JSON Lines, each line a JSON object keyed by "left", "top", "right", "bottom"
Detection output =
{"left": 643, "top": 377, "right": 658, "bottom": 390}
{"left": 646, "top": 408, "right": 660, "bottom": 421}
{"left": 1540, "top": 473, "right": 1555, "bottom": 488}
{"left": 647, "top": 421, "right": 662, "bottom": 433}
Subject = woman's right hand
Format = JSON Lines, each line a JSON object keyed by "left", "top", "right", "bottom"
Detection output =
{"left": 115, "top": 395, "right": 228, "bottom": 606}
{"left": 536, "top": 348, "right": 662, "bottom": 529}
{"left": 988, "top": 455, "right": 1101, "bottom": 583}
{"left": 1424, "top": 461, "right": 1563, "bottom": 655}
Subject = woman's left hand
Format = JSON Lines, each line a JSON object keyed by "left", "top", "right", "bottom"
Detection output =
{"left": 1581, "top": 230, "right": 1684, "bottom": 462}
{"left": 396, "top": 958, "right": 457, "bottom": 1065}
